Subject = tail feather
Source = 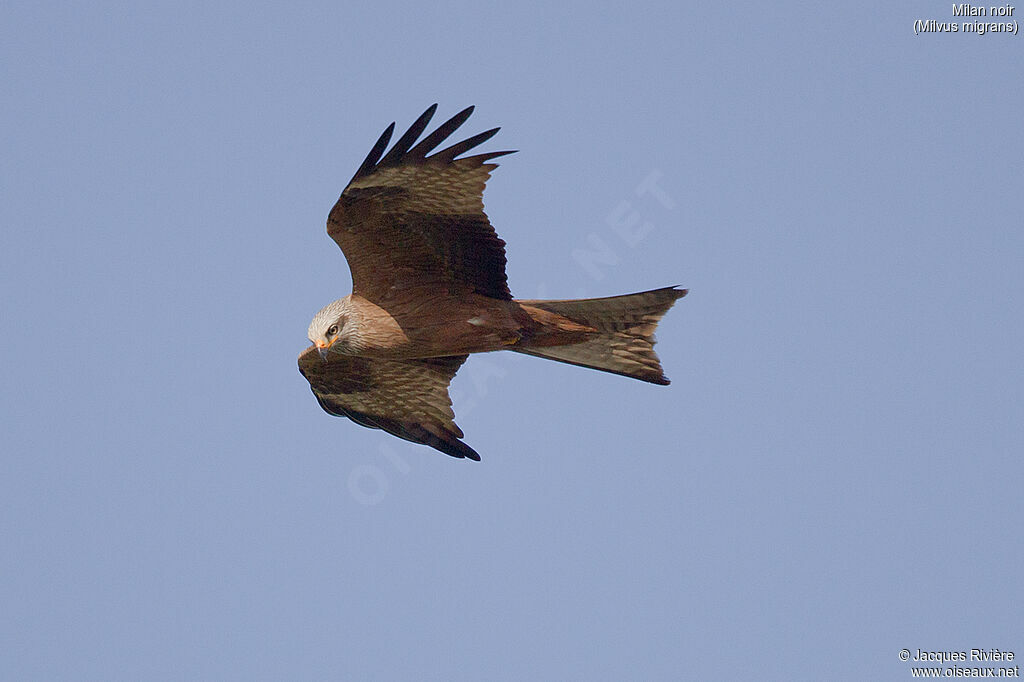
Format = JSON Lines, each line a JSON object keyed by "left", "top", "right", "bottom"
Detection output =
{"left": 514, "top": 286, "right": 686, "bottom": 385}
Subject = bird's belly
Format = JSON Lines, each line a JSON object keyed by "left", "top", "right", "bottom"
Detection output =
{"left": 357, "top": 319, "right": 516, "bottom": 358}
{"left": 352, "top": 299, "right": 521, "bottom": 358}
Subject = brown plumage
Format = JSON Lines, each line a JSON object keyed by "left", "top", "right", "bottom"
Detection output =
{"left": 299, "top": 105, "right": 687, "bottom": 461}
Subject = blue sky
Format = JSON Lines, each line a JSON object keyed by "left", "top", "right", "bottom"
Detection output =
{"left": 2, "top": 1, "right": 1022, "bottom": 679}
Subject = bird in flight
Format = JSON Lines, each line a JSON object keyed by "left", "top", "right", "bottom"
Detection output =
{"left": 298, "top": 105, "right": 687, "bottom": 461}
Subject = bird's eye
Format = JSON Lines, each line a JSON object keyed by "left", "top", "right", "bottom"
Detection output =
{"left": 327, "top": 324, "right": 339, "bottom": 337}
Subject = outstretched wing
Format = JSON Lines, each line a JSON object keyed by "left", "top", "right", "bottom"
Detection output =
{"left": 327, "top": 104, "right": 516, "bottom": 307}
{"left": 297, "top": 347, "right": 479, "bottom": 460}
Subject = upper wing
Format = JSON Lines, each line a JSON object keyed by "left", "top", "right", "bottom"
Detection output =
{"left": 297, "top": 346, "right": 479, "bottom": 460}
{"left": 327, "top": 104, "right": 516, "bottom": 307}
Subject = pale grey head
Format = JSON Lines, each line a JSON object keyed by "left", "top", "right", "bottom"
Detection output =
{"left": 308, "top": 297, "right": 350, "bottom": 358}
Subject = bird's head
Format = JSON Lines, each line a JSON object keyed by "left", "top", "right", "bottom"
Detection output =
{"left": 308, "top": 298, "right": 350, "bottom": 360}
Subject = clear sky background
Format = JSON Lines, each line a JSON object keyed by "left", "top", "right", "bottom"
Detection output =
{"left": 2, "top": 2, "right": 1021, "bottom": 680}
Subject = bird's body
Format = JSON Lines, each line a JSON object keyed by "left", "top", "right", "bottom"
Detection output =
{"left": 314, "top": 293, "right": 519, "bottom": 358}
{"left": 299, "top": 105, "right": 687, "bottom": 460}
{"left": 312, "top": 292, "right": 605, "bottom": 359}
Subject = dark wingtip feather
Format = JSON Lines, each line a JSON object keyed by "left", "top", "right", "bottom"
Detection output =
{"left": 434, "top": 127, "right": 502, "bottom": 163}
{"left": 461, "top": 149, "right": 518, "bottom": 164}
{"left": 408, "top": 424, "right": 482, "bottom": 461}
{"left": 407, "top": 105, "right": 476, "bottom": 160}
{"left": 653, "top": 285, "right": 688, "bottom": 301}
{"left": 350, "top": 122, "right": 395, "bottom": 183}
{"left": 377, "top": 104, "right": 438, "bottom": 167}
{"left": 449, "top": 440, "right": 482, "bottom": 461}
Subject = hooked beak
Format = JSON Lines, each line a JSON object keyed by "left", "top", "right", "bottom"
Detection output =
{"left": 315, "top": 339, "right": 331, "bottom": 361}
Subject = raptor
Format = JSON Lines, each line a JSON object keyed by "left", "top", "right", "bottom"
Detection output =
{"left": 299, "top": 105, "right": 686, "bottom": 460}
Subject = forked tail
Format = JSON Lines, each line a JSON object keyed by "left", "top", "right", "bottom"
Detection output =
{"left": 514, "top": 286, "right": 687, "bottom": 385}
